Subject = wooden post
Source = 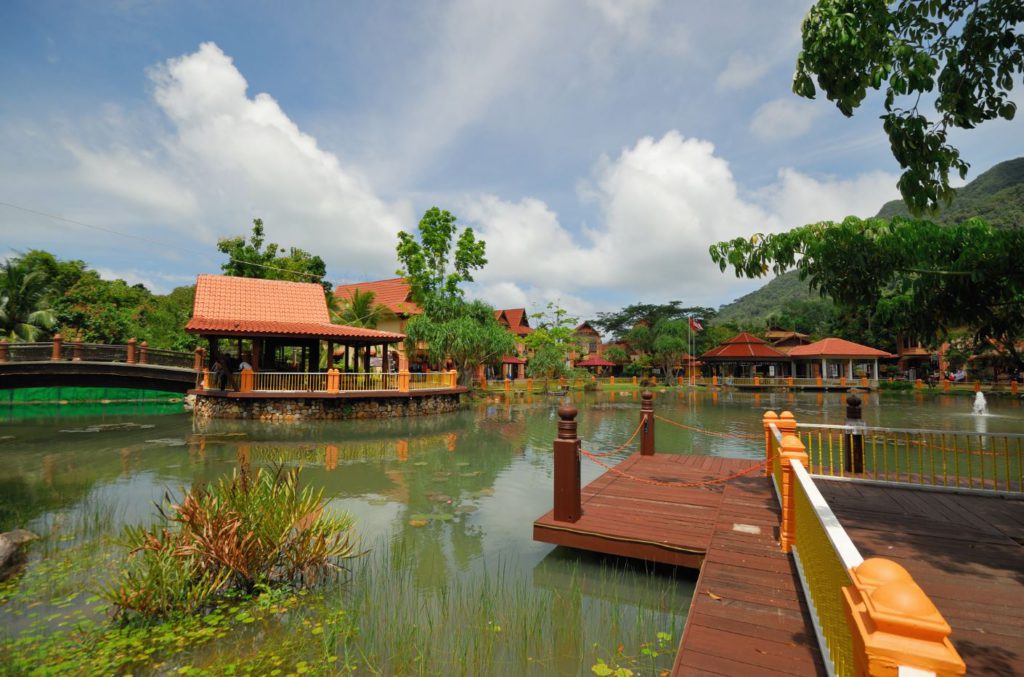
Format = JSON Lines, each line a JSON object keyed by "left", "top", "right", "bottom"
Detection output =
{"left": 640, "top": 390, "right": 654, "bottom": 456}
{"left": 754, "top": 375, "right": 761, "bottom": 386}
{"left": 51, "top": 333, "right": 62, "bottom": 361}
{"left": 139, "top": 341, "right": 148, "bottom": 365}
{"left": 0, "top": 339, "right": 7, "bottom": 363}
{"left": 526, "top": 377, "right": 533, "bottom": 393}
{"left": 779, "top": 432, "right": 808, "bottom": 553}
{"left": 677, "top": 375, "right": 683, "bottom": 386}
{"left": 553, "top": 404, "right": 582, "bottom": 522}
{"left": 450, "top": 369, "right": 458, "bottom": 388}
{"left": 72, "top": 341, "right": 82, "bottom": 362}
{"left": 126, "top": 338, "right": 137, "bottom": 364}
{"left": 239, "top": 367, "right": 254, "bottom": 392}
{"left": 203, "top": 369, "right": 211, "bottom": 389}
{"left": 787, "top": 375, "right": 794, "bottom": 387}
{"left": 973, "top": 381, "right": 981, "bottom": 393}
{"left": 399, "top": 370, "right": 410, "bottom": 392}
{"left": 327, "top": 368, "right": 340, "bottom": 393}
{"left": 504, "top": 377, "right": 511, "bottom": 393}
{"left": 762, "top": 411, "right": 779, "bottom": 477}
{"left": 816, "top": 375, "right": 823, "bottom": 387}
{"left": 610, "top": 375, "right": 615, "bottom": 386}
{"left": 943, "top": 379, "right": 950, "bottom": 391}
{"left": 844, "top": 393, "right": 865, "bottom": 474}
{"left": 844, "top": 558, "right": 966, "bottom": 676}
{"left": 1013, "top": 381, "right": 1019, "bottom": 395}
{"left": 194, "top": 346, "right": 205, "bottom": 372}
{"left": 712, "top": 374, "right": 718, "bottom": 387}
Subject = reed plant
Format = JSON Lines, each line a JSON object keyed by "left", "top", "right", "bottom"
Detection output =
{"left": 103, "top": 466, "right": 359, "bottom": 619}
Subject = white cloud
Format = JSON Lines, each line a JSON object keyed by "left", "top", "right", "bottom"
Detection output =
{"left": 750, "top": 97, "right": 825, "bottom": 141}
{"left": 763, "top": 168, "right": 901, "bottom": 226}
{"left": 716, "top": 51, "right": 770, "bottom": 91}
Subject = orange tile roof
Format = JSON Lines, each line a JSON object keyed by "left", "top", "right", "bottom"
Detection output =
{"left": 495, "top": 308, "right": 533, "bottom": 336}
{"left": 788, "top": 338, "right": 894, "bottom": 359}
{"left": 576, "top": 354, "right": 616, "bottom": 367}
{"left": 333, "top": 278, "right": 421, "bottom": 316}
{"left": 186, "top": 275, "right": 403, "bottom": 342}
{"left": 701, "top": 332, "right": 789, "bottom": 360}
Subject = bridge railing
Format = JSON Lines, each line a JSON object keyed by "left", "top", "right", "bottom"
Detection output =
{"left": 797, "top": 422, "right": 1024, "bottom": 494}
{"left": 0, "top": 337, "right": 194, "bottom": 369}
{"left": 226, "top": 369, "right": 458, "bottom": 394}
{"left": 766, "top": 413, "right": 966, "bottom": 676}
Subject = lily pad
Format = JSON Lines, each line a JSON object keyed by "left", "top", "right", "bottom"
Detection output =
{"left": 455, "top": 505, "right": 478, "bottom": 514}
{"left": 408, "top": 519, "right": 429, "bottom": 528}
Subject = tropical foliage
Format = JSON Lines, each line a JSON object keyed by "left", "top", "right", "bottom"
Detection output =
{"left": 330, "top": 288, "right": 386, "bottom": 328}
{"left": 218, "top": 218, "right": 330, "bottom": 292}
{"left": 523, "top": 303, "right": 579, "bottom": 388}
{"left": 794, "top": 0, "right": 1023, "bottom": 213}
{"left": 104, "top": 467, "right": 358, "bottom": 620}
{"left": 710, "top": 215, "right": 1024, "bottom": 371}
{"left": 397, "top": 208, "right": 513, "bottom": 385}
{"left": 0, "top": 257, "right": 56, "bottom": 341}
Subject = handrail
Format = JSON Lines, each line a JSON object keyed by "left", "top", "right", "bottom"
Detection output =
{"left": 798, "top": 421, "right": 1024, "bottom": 440}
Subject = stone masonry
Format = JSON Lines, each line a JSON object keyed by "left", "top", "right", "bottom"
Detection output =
{"left": 192, "top": 393, "right": 462, "bottom": 421}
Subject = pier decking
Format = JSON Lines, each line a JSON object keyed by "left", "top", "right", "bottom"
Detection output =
{"left": 533, "top": 453, "right": 827, "bottom": 675}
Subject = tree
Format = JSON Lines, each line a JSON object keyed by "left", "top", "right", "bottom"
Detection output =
{"left": 0, "top": 258, "right": 56, "bottom": 341}
{"left": 709, "top": 215, "right": 1024, "bottom": 370}
{"left": 651, "top": 320, "right": 690, "bottom": 384}
{"left": 793, "top": 0, "right": 1023, "bottom": 214}
{"left": 396, "top": 207, "right": 486, "bottom": 308}
{"left": 218, "top": 219, "right": 330, "bottom": 292}
{"left": 603, "top": 345, "right": 629, "bottom": 364}
{"left": 396, "top": 208, "right": 510, "bottom": 387}
{"left": 523, "top": 303, "right": 580, "bottom": 391}
{"left": 331, "top": 289, "right": 386, "bottom": 328}
{"left": 403, "top": 298, "right": 516, "bottom": 387}
{"left": 592, "top": 302, "right": 715, "bottom": 342}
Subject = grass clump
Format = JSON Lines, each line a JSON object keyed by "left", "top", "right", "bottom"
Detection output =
{"left": 103, "top": 466, "right": 359, "bottom": 619}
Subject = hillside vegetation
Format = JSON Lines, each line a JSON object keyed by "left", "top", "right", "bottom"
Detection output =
{"left": 714, "top": 156, "right": 1024, "bottom": 327}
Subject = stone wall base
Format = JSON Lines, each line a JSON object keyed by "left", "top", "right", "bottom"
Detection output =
{"left": 193, "top": 393, "right": 462, "bottom": 421}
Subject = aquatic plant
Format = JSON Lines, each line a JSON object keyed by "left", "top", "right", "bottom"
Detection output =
{"left": 103, "top": 466, "right": 359, "bottom": 619}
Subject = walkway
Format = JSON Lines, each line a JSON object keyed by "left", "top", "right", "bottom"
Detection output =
{"left": 532, "top": 453, "right": 826, "bottom": 675}
{"left": 819, "top": 480, "right": 1024, "bottom": 675}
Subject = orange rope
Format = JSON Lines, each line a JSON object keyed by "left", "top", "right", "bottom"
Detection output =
{"left": 580, "top": 420, "right": 645, "bottom": 457}
{"left": 579, "top": 448, "right": 772, "bottom": 488}
{"left": 653, "top": 414, "right": 761, "bottom": 440}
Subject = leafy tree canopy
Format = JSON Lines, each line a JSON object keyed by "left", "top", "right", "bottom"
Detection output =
{"left": 710, "top": 215, "right": 1024, "bottom": 369}
{"left": 523, "top": 303, "right": 580, "bottom": 383}
{"left": 592, "top": 302, "right": 715, "bottom": 342}
{"left": 794, "top": 0, "right": 1023, "bottom": 214}
{"left": 218, "top": 218, "right": 330, "bottom": 292}
{"left": 0, "top": 257, "right": 56, "bottom": 341}
{"left": 396, "top": 207, "right": 486, "bottom": 308}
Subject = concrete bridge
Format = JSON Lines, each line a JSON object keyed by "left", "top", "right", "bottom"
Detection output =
{"left": 0, "top": 337, "right": 198, "bottom": 394}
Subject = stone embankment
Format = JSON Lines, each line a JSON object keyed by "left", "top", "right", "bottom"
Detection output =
{"left": 193, "top": 393, "right": 461, "bottom": 421}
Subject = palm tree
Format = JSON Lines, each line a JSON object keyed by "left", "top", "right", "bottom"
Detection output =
{"left": 0, "top": 258, "right": 56, "bottom": 341}
{"left": 330, "top": 288, "right": 386, "bottom": 329}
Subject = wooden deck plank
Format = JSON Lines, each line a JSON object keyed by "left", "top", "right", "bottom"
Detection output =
{"left": 818, "top": 479, "right": 1024, "bottom": 676}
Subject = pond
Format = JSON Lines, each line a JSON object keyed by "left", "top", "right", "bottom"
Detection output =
{"left": 0, "top": 388, "right": 1021, "bottom": 674}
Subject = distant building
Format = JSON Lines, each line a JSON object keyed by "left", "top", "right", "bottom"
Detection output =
{"left": 700, "top": 332, "right": 790, "bottom": 378}
{"left": 765, "top": 327, "right": 813, "bottom": 354}
{"left": 494, "top": 308, "right": 534, "bottom": 379}
{"left": 334, "top": 278, "right": 421, "bottom": 369}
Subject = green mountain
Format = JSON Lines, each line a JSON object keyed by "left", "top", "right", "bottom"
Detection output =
{"left": 714, "top": 157, "right": 1024, "bottom": 325}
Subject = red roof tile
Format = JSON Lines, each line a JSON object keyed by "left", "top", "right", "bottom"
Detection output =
{"left": 495, "top": 307, "right": 533, "bottom": 336}
{"left": 788, "top": 338, "right": 894, "bottom": 359}
{"left": 576, "top": 354, "right": 616, "bottom": 367}
{"left": 701, "top": 332, "right": 789, "bottom": 360}
{"left": 333, "top": 278, "right": 421, "bottom": 316}
{"left": 501, "top": 355, "right": 527, "bottom": 364}
{"left": 186, "top": 275, "right": 403, "bottom": 342}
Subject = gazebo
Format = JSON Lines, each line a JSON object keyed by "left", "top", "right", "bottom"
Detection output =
{"left": 575, "top": 354, "right": 616, "bottom": 375}
{"left": 787, "top": 338, "right": 894, "bottom": 380}
{"left": 186, "top": 275, "right": 405, "bottom": 377}
{"left": 500, "top": 355, "right": 527, "bottom": 380}
{"left": 701, "top": 332, "right": 790, "bottom": 378}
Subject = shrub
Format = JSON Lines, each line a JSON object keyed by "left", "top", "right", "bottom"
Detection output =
{"left": 878, "top": 380, "right": 914, "bottom": 391}
{"left": 104, "top": 466, "right": 358, "bottom": 619}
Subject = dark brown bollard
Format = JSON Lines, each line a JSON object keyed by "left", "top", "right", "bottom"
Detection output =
{"left": 0, "top": 340, "right": 7, "bottom": 363}
{"left": 127, "top": 338, "right": 137, "bottom": 364}
{"left": 553, "top": 403, "right": 582, "bottom": 522}
{"left": 50, "top": 334, "right": 62, "bottom": 361}
{"left": 640, "top": 390, "right": 654, "bottom": 456}
{"left": 139, "top": 340, "right": 149, "bottom": 365}
{"left": 844, "top": 393, "right": 865, "bottom": 474}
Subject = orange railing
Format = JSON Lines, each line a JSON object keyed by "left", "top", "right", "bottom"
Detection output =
{"left": 230, "top": 369, "right": 458, "bottom": 394}
{"left": 765, "top": 411, "right": 965, "bottom": 676}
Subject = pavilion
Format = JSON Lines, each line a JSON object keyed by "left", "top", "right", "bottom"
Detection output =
{"left": 575, "top": 354, "right": 616, "bottom": 375}
{"left": 787, "top": 338, "right": 894, "bottom": 380}
{"left": 186, "top": 274, "right": 405, "bottom": 376}
{"left": 700, "top": 332, "right": 790, "bottom": 378}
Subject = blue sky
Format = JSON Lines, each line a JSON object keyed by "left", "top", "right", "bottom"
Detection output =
{"left": 1, "top": 0, "right": 1020, "bottom": 319}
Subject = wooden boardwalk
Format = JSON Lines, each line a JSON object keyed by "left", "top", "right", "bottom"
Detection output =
{"left": 819, "top": 479, "right": 1024, "bottom": 675}
{"left": 533, "top": 453, "right": 826, "bottom": 675}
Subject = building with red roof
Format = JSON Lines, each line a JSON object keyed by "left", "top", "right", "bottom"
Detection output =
{"left": 187, "top": 274, "right": 404, "bottom": 375}
{"left": 701, "top": 332, "right": 791, "bottom": 378}
{"left": 788, "top": 338, "right": 893, "bottom": 380}
{"left": 333, "top": 278, "right": 424, "bottom": 370}
{"left": 493, "top": 309, "right": 534, "bottom": 379}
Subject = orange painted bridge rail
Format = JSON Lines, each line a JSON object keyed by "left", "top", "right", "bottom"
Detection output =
{"left": 529, "top": 391, "right": 1019, "bottom": 676}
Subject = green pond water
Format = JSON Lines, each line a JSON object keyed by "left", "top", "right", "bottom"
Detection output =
{"left": 0, "top": 389, "right": 1021, "bottom": 674}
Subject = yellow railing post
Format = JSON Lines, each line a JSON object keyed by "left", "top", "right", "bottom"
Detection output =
{"left": 631, "top": 376, "right": 637, "bottom": 386}
{"left": 816, "top": 375, "right": 823, "bottom": 387}
{"left": 787, "top": 375, "right": 794, "bottom": 387}
{"left": 399, "top": 370, "right": 409, "bottom": 392}
{"left": 754, "top": 375, "right": 761, "bottom": 386}
{"left": 504, "top": 377, "right": 511, "bottom": 393}
{"left": 779, "top": 432, "right": 808, "bottom": 554}
{"left": 610, "top": 375, "right": 615, "bottom": 386}
{"left": 239, "top": 367, "right": 254, "bottom": 392}
{"left": 762, "top": 411, "right": 779, "bottom": 477}
{"left": 526, "top": 377, "right": 533, "bottom": 392}
{"left": 712, "top": 374, "right": 718, "bottom": 387}
{"left": 843, "top": 558, "right": 965, "bottom": 676}
{"left": 450, "top": 369, "right": 458, "bottom": 388}
{"left": 203, "top": 369, "right": 211, "bottom": 389}
{"left": 328, "top": 368, "right": 340, "bottom": 393}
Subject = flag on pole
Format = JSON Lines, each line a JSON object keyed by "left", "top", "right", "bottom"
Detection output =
{"left": 688, "top": 316, "right": 703, "bottom": 332}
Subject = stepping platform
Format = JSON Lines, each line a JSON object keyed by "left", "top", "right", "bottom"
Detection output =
{"left": 532, "top": 453, "right": 826, "bottom": 675}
